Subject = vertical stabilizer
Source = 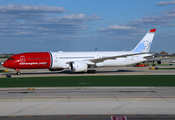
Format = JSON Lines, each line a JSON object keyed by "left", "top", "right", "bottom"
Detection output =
{"left": 132, "top": 29, "right": 156, "bottom": 53}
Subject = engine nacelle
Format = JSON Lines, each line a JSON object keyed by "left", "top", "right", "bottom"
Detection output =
{"left": 69, "top": 61, "right": 88, "bottom": 72}
{"left": 157, "top": 60, "right": 161, "bottom": 64}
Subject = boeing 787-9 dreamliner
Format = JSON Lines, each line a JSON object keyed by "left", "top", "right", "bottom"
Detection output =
{"left": 3, "top": 29, "right": 156, "bottom": 74}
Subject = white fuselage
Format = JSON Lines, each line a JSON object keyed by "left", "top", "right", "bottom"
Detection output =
{"left": 50, "top": 51, "right": 150, "bottom": 69}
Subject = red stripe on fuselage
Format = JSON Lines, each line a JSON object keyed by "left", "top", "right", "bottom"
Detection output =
{"left": 3, "top": 52, "right": 51, "bottom": 69}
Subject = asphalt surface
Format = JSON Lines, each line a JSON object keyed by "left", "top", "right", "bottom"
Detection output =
{"left": 1, "top": 115, "right": 175, "bottom": 120}
{"left": 0, "top": 87, "right": 175, "bottom": 116}
{"left": 1, "top": 64, "right": 175, "bottom": 78}
{"left": 1, "top": 60, "right": 175, "bottom": 120}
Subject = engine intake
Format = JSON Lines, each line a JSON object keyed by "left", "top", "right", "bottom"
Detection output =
{"left": 69, "top": 61, "right": 88, "bottom": 72}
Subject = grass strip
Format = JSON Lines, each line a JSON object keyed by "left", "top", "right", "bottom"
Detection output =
{"left": 0, "top": 75, "right": 175, "bottom": 87}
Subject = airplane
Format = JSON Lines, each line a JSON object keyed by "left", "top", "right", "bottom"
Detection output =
{"left": 3, "top": 29, "right": 156, "bottom": 75}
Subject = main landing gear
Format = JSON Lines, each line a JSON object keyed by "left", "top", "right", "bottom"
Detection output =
{"left": 15, "top": 69, "right": 20, "bottom": 75}
{"left": 87, "top": 66, "right": 97, "bottom": 73}
{"left": 152, "top": 61, "right": 156, "bottom": 66}
{"left": 87, "top": 70, "right": 96, "bottom": 73}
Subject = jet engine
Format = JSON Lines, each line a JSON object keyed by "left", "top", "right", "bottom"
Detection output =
{"left": 69, "top": 61, "right": 88, "bottom": 72}
{"left": 157, "top": 60, "right": 161, "bottom": 64}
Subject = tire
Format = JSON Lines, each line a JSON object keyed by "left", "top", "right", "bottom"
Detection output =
{"left": 16, "top": 72, "right": 20, "bottom": 75}
{"left": 6, "top": 74, "right": 11, "bottom": 78}
{"left": 93, "top": 70, "right": 96, "bottom": 73}
{"left": 87, "top": 70, "right": 96, "bottom": 74}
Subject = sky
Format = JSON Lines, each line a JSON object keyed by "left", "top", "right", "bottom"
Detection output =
{"left": 1, "top": 0, "right": 175, "bottom": 54}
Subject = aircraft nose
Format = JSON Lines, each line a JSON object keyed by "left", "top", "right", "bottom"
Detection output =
{"left": 3, "top": 61, "right": 8, "bottom": 68}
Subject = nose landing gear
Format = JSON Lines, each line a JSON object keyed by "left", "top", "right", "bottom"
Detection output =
{"left": 15, "top": 69, "right": 20, "bottom": 75}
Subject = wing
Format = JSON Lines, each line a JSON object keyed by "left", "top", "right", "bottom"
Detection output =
{"left": 148, "top": 57, "right": 175, "bottom": 62}
{"left": 86, "top": 51, "right": 156, "bottom": 63}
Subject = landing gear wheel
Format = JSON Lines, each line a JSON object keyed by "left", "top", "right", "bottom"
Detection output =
{"left": 15, "top": 69, "right": 20, "bottom": 75}
{"left": 87, "top": 70, "right": 90, "bottom": 73}
{"left": 87, "top": 70, "right": 96, "bottom": 73}
{"left": 92, "top": 70, "right": 96, "bottom": 73}
{"left": 152, "top": 64, "right": 156, "bottom": 66}
{"left": 16, "top": 72, "right": 20, "bottom": 75}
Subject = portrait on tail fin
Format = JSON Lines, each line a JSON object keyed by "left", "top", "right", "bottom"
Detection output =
{"left": 132, "top": 29, "right": 156, "bottom": 53}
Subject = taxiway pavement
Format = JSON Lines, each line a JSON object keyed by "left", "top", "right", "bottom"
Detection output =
{"left": 0, "top": 87, "right": 175, "bottom": 116}
{"left": 1, "top": 63, "right": 175, "bottom": 119}
{"left": 1, "top": 64, "right": 175, "bottom": 77}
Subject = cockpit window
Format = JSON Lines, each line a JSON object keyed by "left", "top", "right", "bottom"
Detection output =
{"left": 8, "top": 58, "right": 14, "bottom": 60}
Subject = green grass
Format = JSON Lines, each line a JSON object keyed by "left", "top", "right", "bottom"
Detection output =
{"left": 0, "top": 75, "right": 175, "bottom": 87}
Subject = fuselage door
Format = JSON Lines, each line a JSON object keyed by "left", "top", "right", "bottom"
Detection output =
{"left": 54, "top": 55, "right": 58, "bottom": 62}
{"left": 20, "top": 56, "right": 25, "bottom": 63}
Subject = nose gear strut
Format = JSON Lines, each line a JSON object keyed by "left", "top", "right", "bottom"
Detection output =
{"left": 15, "top": 69, "right": 20, "bottom": 75}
